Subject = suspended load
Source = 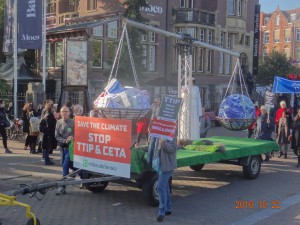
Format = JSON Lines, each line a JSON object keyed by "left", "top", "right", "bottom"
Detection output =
{"left": 217, "top": 59, "right": 256, "bottom": 131}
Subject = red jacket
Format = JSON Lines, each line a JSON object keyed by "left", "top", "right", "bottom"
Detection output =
{"left": 275, "top": 107, "right": 287, "bottom": 125}
{"left": 248, "top": 107, "right": 260, "bottom": 130}
{"left": 136, "top": 117, "right": 149, "bottom": 134}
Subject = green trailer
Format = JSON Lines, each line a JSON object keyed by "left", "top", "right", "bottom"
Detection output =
{"left": 83, "top": 136, "right": 278, "bottom": 206}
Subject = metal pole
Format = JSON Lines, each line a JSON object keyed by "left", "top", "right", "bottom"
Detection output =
{"left": 124, "top": 19, "right": 240, "bottom": 57}
{"left": 13, "top": 0, "right": 18, "bottom": 118}
{"left": 42, "top": 0, "right": 47, "bottom": 92}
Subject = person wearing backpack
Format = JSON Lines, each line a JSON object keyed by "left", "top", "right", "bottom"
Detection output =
{"left": 0, "top": 100, "right": 12, "bottom": 153}
{"left": 22, "top": 102, "right": 39, "bottom": 154}
{"left": 39, "top": 102, "right": 56, "bottom": 165}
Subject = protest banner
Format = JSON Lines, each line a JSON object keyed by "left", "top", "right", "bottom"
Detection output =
{"left": 158, "top": 95, "right": 182, "bottom": 121}
{"left": 74, "top": 116, "right": 132, "bottom": 178}
{"left": 149, "top": 117, "right": 177, "bottom": 141}
{"left": 265, "top": 91, "right": 274, "bottom": 110}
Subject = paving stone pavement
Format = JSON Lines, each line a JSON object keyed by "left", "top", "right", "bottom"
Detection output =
{"left": 0, "top": 127, "right": 300, "bottom": 225}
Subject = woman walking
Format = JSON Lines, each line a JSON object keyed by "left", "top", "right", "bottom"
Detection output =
{"left": 276, "top": 110, "right": 291, "bottom": 159}
{"left": 0, "top": 100, "right": 12, "bottom": 153}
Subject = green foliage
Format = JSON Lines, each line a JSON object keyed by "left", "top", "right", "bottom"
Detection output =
{"left": 257, "top": 51, "right": 292, "bottom": 86}
{"left": 0, "top": 79, "right": 10, "bottom": 91}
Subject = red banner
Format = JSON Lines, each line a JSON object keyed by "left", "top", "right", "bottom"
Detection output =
{"left": 73, "top": 116, "right": 132, "bottom": 178}
{"left": 149, "top": 117, "right": 177, "bottom": 141}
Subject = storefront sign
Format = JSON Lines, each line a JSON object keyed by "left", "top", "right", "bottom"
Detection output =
{"left": 74, "top": 117, "right": 132, "bottom": 178}
{"left": 140, "top": 5, "right": 163, "bottom": 14}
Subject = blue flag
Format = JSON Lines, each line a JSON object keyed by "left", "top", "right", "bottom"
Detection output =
{"left": 272, "top": 76, "right": 300, "bottom": 93}
{"left": 3, "top": 0, "right": 14, "bottom": 54}
{"left": 18, "top": 0, "right": 42, "bottom": 49}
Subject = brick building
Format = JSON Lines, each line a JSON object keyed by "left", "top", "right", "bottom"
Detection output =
{"left": 43, "top": 0, "right": 258, "bottom": 111}
{"left": 259, "top": 6, "right": 300, "bottom": 62}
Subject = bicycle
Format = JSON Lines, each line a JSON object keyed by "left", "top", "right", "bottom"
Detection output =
{"left": 9, "top": 118, "right": 26, "bottom": 142}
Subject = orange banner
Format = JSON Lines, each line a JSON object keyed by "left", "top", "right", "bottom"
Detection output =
{"left": 74, "top": 117, "right": 132, "bottom": 164}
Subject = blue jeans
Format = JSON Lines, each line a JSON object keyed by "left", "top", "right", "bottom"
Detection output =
{"left": 157, "top": 171, "right": 172, "bottom": 216}
{"left": 61, "top": 148, "right": 70, "bottom": 177}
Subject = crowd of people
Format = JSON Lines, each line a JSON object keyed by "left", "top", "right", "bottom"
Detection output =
{"left": 249, "top": 100, "right": 300, "bottom": 167}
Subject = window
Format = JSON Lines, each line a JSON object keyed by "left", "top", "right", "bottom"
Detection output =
{"left": 245, "top": 36, "right": 250, "bottom": 46}
{"left": 142, "top": 45, "right": 147, "bottom": 69}
{"left": 55, "top": 42, "right": 64, "bottom": 68}
{"left": 225, "top": 54, "right": 231, "bottom": 74}
{"left": 263, "top": 48, "right": 268, "bottom": 58}
{"left": 239, "top": 34, "right": 244, "bottom": 45}
{"left": 227, "top": 33, "right": 232, "bottom": 48}
{"left": 285, "top": 29, "right": 291, "bottom": 42}
{"left": 275, "top": 15, "right": 280, "bottom": 26}
{"left": 274, "top": 30, "right": 280, "bottom": 43}
{"left": 291, "top": 14, "right": 296, "bottom": 22}
{"left": 93, "top": 25, "right": 103, "bottom": 37}
{"left": 192, "top": 47, "right": 196, "bottom": 72}
{"left": 141, "top": 32, "right": 147, "bottom": 42}
{"left": 206, "top": 50, "right": 212, "bottom": 72}
{"left": 207, "top": 30, "right": 213, "bottom": 44}
{"left": 219, "top": 52, "right": 224, "bottom": 73}
{"left": 180, "top": 0, "right": 193, "bottom": 8}
{"left": 180, "top": 0, "right": 185, "bottom": 8}
{"left": 186, "top": 28, "right": 196, "bottom": 38}
{"left": 107, "top": 21, "right": 117, "bottom": 38}
{"left": 92, "top": 40, "right": 103, "bottom": 68}
{"left": 200, "top": 29, "right": 205, "bottom": 42}
{"left": 237, "top": 0, "right": 242, "bottom": 16}
{"left": 228, "top": 0, "right": 235, "bottom": 16}
{"left": 198, "top": 48, "right": 204, "bottom": 72}
{"left": 220, "top": 32, "right": 225, "bottom": 48}
{"left": 87, "top": 0, "right": 97, "bottom": 11}
{"left": 296, "top": 29, "right": 300, "bottom": 41}
{"left": 68, "top": 0, "right": 74, "bottom": 6}
{"left": 107, "top": 41, "right": 117, "bottom": 68}
{"left": 284, "top": 48, "right": 291, "bottom": 59}
{"left": 264, "top": 17, "right": 269, "bottom": 25}
{"left": 150, "top": 32, "right": 156, "bottom": 42}
{"left": 264, "top": 32, "right": 269, "bottom": 44}
{"left": 46, "top": 43, "right": 53, "bottom": 68}
{"left": 296, "top": 48, "right": 300, "bottom": 61}
{"left": 48, "top": 0, "right": 55, "bottom": 14}
{"left": 149, "top": 45, "right": 156, "bottom": 71}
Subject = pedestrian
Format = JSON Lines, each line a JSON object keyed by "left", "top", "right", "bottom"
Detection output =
{"left": 290, "top": 108, "right": 300, "bottom": 167}
{"left": 65, "top": 101, "right": 74, "bottom": 119}
{"left": 200, "top": 108, "right": 211, "bottom": 138}
{"left": 156, "top": 138, "right": 177, "bottom": 222}
{"left": 254, "top": 105, "right": 275, "bottom": 161}
{"left": 276, "top": 110, "right": 292, "bottom": 159}
{"left": 22, "top": 102, "right": 39, "bottom": 154}
{"left": 89, "top": 104, "right": 101, "bottom": 118}
{"left": 55, "top": 106, "right": 74, "bottom": 195}
{"left": 274, "top": 101, "right": 287, "bottom": 134}
{"left": 39, "top": 102, "right": 56, "bottom": 165}
{"left": 0, "top": 100, "right": 12, "bottom": 153}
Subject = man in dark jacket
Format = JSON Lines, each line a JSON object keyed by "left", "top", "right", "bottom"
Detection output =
{"left": 156, "top": 138, "right": 177, "bottom": 222}
{"left": 254, "top": 105, "right": 275, "bottom": 161}
{"left": 0, "top": 100, "right": 12, "bottom": 153}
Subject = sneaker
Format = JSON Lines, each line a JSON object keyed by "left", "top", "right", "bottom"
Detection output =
{"left": 56, "top": 187, "right": 65, "bottom": 196}
{"left": 165, "top": 211, "right": 172, "bottom": 216}
{"left": 157, "top": 215, "right": 164, "bottom": 222}
{"left": 5, "top": 148, "right": 12, "bottom": 154}
{"left": 45, "top": 161, "right": 54, "bottom": 165}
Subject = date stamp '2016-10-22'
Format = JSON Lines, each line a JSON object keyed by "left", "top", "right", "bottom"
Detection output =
{"left": 235, "top": 200, "right": 281, "bottom": 209}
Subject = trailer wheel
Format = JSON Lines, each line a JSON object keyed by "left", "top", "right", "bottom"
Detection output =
{"left": 82, "top": 172, "right": 109, "bottom": 193}
{"left": 190, "top": 164, "right": 205, "bottom": 171}
{"left": 243, "top": 155, "right": 261, "bottom": 179}
{"left": 26, "top": 218, "right": 40, "bottom": 225}
{"left": 142, "top": 173, "right": 172, "bottom": 207}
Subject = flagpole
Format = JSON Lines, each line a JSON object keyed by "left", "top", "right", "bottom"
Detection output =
{"left": 13, "top": 0, "right": 18, "bottom": 118}
{"left": 42, "top": 0, "right": 46, "bottom": 92}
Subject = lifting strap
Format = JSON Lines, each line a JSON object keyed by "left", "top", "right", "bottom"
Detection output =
{"left": 108, "top": 22, "right": 140, "bottom": 89}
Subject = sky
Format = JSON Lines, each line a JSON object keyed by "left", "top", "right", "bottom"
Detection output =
{"left": 260, "top": 0, "right": 300, "bottom": 13}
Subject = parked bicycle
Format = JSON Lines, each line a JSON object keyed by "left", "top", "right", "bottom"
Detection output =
{"left": 9, "top": 118, "right": 26, "bottom": 141}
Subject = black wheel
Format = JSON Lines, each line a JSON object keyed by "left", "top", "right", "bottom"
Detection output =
{"left": 141, "top": 173, "right": 172, "bottom": 207}
{"left": 190, "top": 164, "right": 205, "bottom": 171}
{"left": 243, "top": 155, "right": 261, "bottom": 179}
{"left": 82, "top": 171, "right": 109, "bottom": 193}
{"left": 26, "top": 218, "right": 40, "bottom": 225}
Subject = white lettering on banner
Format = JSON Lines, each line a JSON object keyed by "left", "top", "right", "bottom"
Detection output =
{"left": 292, "top": 83, "right": 300, "bottom": 87}
{"left": 140, "top": 5, "right": 163, "bottom": 14}
{"left": 27, "top": 0, "right": 36, "bottom": 18}
{"left": 88, "top": 133, "right": 111, "bottom": 144}
{"left": 76, "top": 142, "right": 126, "bottom": 158}
{"left": 21, "top": 34, "right": 40, "bottom": 41}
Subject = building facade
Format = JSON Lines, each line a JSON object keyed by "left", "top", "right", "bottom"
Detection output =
{"left": 44, "top": 0, "right": 258, "bottom": 111}
{"left": 259, "top": 6, "right": 300, "bottom": 63}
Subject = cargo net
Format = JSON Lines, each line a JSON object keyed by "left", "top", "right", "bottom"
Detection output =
{"left": 217, "top": 59, "right": 256, "bottom": 131}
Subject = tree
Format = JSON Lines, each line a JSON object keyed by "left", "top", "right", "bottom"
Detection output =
{"left": 257, "top": 51, "right": 292, "bottom": 87}
{"left": 113, "top": 0, "right": 148, "bottom": 86}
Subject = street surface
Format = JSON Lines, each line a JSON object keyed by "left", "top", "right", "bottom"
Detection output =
{"left": 0, "top": 127, "right": 300, "bottom": 225}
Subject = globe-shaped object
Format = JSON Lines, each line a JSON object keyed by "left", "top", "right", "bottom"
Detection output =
{"left": 217, "top": 94, "right": 256, "bottom": 131}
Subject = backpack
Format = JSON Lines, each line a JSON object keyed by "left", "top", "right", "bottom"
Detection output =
{"left": 29, "top": 113, "right": 40, "bottom": 135}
